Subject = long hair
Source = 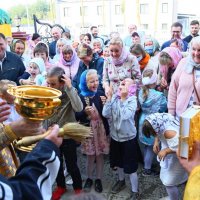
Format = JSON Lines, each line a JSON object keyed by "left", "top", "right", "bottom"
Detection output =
{"left": 142, "top": 69, "right": 154, "bottom": 100}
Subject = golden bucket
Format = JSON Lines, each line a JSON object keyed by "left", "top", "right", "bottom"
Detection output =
{"left": 7, "top": 85, "right": 62, "bottom": 152}
{"left": 7, "top": 85, "right": 62, "bottom": 121}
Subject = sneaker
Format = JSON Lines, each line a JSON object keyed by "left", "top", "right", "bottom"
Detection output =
{"left": 142, "top": 169, "right": 159, "bottom": 176}
{"left": 95, "top": 179, "right": 103, "bottom": 193}
{"left": 83, "top": 178, "right": 93, "bottom": 192}
{"left": 111, "top": 179, "right": 126, "bottom": 194}
{"left": 52, "top": 186, "right": 66, "bottom": 200}
{"left": 130, "top": 192, "right": 140, "bottom": 200}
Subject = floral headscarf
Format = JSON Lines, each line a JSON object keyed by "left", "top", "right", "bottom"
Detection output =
{"left": 145, "top": 113, "right": 179, "bottom": 135}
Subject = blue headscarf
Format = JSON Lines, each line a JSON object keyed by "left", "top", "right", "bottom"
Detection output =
{"left": 79, "top": 70, "right": 97, "bottom": 97}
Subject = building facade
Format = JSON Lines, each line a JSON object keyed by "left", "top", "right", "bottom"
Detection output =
{"left": 55, "top": 0, "right": 198, "bottom": 43}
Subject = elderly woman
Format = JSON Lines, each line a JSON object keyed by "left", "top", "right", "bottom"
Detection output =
{"left": 168, "top": 36, "right": 200, "bottom": 117}
{"left": 158, "top": 47, "right": 182, "bottom": 92}
{"left": 72, "top": 43, "right": 104, "bottom": 94}
{"left": 56, "top": 45, "right": 80, "bottom": 80}
{"left": 103, "top": 37, "right": 141, "bottom": 94}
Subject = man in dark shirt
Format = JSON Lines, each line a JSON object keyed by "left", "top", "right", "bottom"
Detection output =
{"left": 0, "top": 33, "right": 25, "bottom": 85}
{"left": 161, "top": 22, "right": 188, "bottom": 52}
{"left": 184, "top": 20, "right": 200, "bottom": 43}
{"left": 49, "top": 27, "right": 62, "bottom": 58}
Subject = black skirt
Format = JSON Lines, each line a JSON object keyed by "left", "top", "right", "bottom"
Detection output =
{"left": 110, "top": 138, "right": 138, "bottom": 174}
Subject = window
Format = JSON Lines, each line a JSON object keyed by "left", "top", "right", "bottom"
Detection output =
{"left": 64, "top": 7, "right": 70, "bottom": 17}
{"left": 115, "top": 5, "right": 121, "bottom": 15}
{"left": 162, "top": 3, "right": 168, "bottom": 13}
{"left": 141, "top": 24, "right": 148, "bottom": 30}
{"left": 162, "top": 23, "right": 168, "bottom": 30}
{"left": 80, "top": 6, "right": 88, "bottom": 16}
{"left": 97, "top": 6, "right": 103, "bottom": 16}
{"left": 116, "top": 24, "right": 124, "bottom": 33}
{"left": 140, "top": 4, "right": 149, "bottom": 14}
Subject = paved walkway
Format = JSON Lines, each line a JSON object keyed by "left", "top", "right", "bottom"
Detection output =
{"left": 60, "top": 149, "right": 185, "bottom": 200}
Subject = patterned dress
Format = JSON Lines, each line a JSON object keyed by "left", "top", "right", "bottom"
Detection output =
{"left": 103, "top": 55, "right": 141, "bottom": 94}
{"left": 81, "top": 104, "right": 110, "bottom": 156}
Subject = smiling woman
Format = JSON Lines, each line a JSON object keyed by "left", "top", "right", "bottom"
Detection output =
{"left": 103, "top": 37, "right": 141, "bottom": 95}
{"left": 168, "top": 36, "right": 200, "bottom": 117}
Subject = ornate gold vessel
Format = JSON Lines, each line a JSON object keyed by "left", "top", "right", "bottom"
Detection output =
{"left": 7, "top": 85, "right": 62, "bottom": 120}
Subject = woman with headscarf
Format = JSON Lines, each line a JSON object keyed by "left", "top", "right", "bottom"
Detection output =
{"left": 103, "top": 37, "right": 141, "bottom": 95}
{"left": 53, "top": 38, "right": 70, "bottom": 63}
{"left": 56, "top": 45, "right": 80, "bottom": 80}
{"left": 168, "top": 36, "right": 200, "bottom": 118}
{"left": 158, "top": 47, "right": 183, "bottom": 93}
{"left": 73, "top": 43, "right": 104, "bottom": 94}
{"left": 143, "top": 113, "right": 188, "bottom": 200}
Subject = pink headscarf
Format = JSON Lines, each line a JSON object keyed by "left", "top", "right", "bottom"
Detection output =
{"left": 117, "top": 84, "right": 137, "bottom": 99}
{"left": 159, "top": 47, "right": 182, "bottom": 79}
{"left": 112, "top": 48, "right": 129, "bottom": 66}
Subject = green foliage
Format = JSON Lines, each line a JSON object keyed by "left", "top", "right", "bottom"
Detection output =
{"left": 8, "top": 0, "right": 52, "bottom": 26}
{"left": 0, "top": 9, "right": 12, "bottom": 24}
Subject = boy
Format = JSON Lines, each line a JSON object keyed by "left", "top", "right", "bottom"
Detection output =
{"left": 45, "top": 67, "right": 83, "bottom": 200}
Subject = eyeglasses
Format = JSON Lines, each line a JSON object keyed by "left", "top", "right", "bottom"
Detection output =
{"left": 172, "top": 31, "right": 181, "bottom": 33}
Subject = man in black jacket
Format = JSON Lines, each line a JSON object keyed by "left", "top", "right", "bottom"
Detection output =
{"left": 183, "top": 20, "right": 200, "bottom": 44}
{"left": 0, "top": 33, "right": 26, "bottom": 85}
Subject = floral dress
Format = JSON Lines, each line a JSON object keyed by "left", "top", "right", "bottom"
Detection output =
{"left": 81, "top": 103, "right": 110, "bottom": 156}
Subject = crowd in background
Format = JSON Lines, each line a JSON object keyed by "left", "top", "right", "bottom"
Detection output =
{"left": 0, "top": 19, "right": 200, "bottom": 200}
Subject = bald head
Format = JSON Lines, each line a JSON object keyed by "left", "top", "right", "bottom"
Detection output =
{"left": 51, "top": 27, "right": 62, "bottom": 41}
{"left": 128, "top": 24, "right": 137, "bottom": 34}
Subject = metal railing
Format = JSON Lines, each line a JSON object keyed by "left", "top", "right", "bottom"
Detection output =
{"left": 33, "top": 14, "right": 65, "bottom": 44}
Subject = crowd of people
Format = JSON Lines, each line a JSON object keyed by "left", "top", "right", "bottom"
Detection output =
{"left": 0, "top": 19, "right": 200, "bottom": 200}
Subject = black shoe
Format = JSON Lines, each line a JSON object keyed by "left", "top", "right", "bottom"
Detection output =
{"left": 83, "top": 178, "right": 93, "bottom": 192}
{"left": 95, "top": 179, "right": 103, "bottom": 193}
{"left": 142, "top": 169, "right": 159, "bottom": 176}
{"left": 111, "top": 179, "right": 126, "bottom": 194}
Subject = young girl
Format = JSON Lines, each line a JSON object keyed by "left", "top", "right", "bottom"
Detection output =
{"left": 75, "top": 69, "right": 109, "bottom": 193}
{"left": 19, "top": 57, "right": 46, "bottom": 86}
{"left": 138, "top": 68, "right": 167, "bottom": 176}
{"left": 33, "top": 41, "right": 54, "bottom": 70}
{"left": 142, "top": 113, "right": 188, "bottom": 200}
{"left": 102, "top": 78, "right": 139, "bottom": 199}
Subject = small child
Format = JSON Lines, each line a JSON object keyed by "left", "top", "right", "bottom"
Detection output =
{"left": 138, "top": 68, "right": 167, "bottom": 176}
{"left": 75, "top": 69, "right": 110, "bottom": 193}
{"left": 19, "top": 58, "right": 46, "bottom": 86}
{"left": 102, "top": 78, "right": 139, "bottom": 199}
{"left": 142, "top": 113, "right": 188, "bottom": 200}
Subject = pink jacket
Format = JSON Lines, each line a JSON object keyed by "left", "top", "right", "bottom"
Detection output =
{"left": 168, "top": 57, "right": 200, "bottom": 117}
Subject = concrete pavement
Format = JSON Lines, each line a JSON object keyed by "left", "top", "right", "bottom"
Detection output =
{"left": 60, "top": 149, "right": 185, "bottom": 200}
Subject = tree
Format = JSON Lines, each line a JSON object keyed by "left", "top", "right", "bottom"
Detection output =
{"left": 8, "top": 0, "right": 51, "bottom": 25}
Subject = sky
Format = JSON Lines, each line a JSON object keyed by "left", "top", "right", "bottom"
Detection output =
{"left": 1, "top": 0, "right": 36, "bottom": 11}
